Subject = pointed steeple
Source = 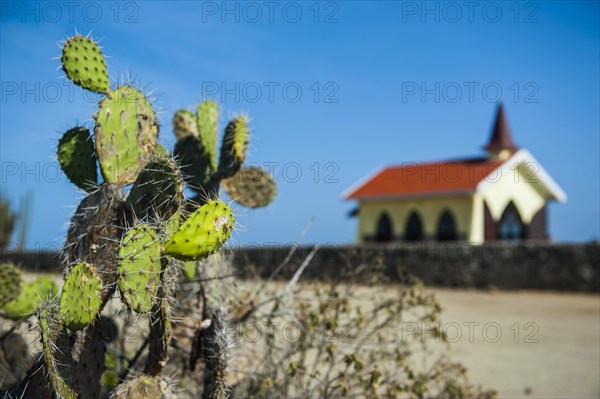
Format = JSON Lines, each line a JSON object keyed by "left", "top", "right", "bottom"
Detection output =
{"left": 485, "top": 103, "right": 518, "bottom": 160}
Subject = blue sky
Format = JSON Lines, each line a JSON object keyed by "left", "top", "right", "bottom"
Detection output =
{"left": 1, "top": 1, "right": 598, "bottom": 249}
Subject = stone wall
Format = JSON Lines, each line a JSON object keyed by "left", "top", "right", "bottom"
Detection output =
{"left": 2, "top": 242, "right": 599, "bottom": 292}
{"left": 231, "top": 242, "right": 600, "bottom": 292}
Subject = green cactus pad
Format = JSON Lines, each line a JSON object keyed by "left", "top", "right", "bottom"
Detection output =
{"left": 118, "top": 224, "right": 162, "bottom": 313}
{"left": 113, "top": 375, "right": 174, "bottom": 399}
{"left": 163, "top": 200, "right": 234, "bottom": 261}
{"left": 59, "top": 262, "right": 103, "bottom": 331}
{"left": 173, "top": 109, "right": 198, "bottom": 140}
{"left": 196, "top": 100, "right": 219, "bottom": 170}
{"left": 222, "top": 166, "right": 276, "bottom": 208}
{"left": 2, "top": 277, "right": 58, "bottom": 320}
{"left": 174, "top": 135, "right": 214, "bottom": 190}
{"left": 61, "top": 35, "right": 109, "bottom": 94}
{"left": 94, "top": 85, "right": 158, "bottom": 185}
{"left": 0, "top": 263, "right": 21, "bottom": 307}
{"left": 128, "top": 156, "right": 184, "bottom": 220}
{"left": 218, "top": 116, "right": 248, "bottom": 178}
{"left": 57, "top": 126, "right": 98, "bottom": 191}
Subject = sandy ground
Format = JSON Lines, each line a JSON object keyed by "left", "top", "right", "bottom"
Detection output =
{"left": 430, "top": 288, "right": 600, "bottom": 398}
{"left": 11, "top": 274, "right": 600, "bottom": 398}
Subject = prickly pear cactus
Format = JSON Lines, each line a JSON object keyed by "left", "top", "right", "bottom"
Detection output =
{"left": 118, "top": 224, "right": 162, "bottom": 313}
{"left": 223, "top": 166, "right": 276, "bottom": 208}
{"left": 94, "top": 85, "right": 158, "bottom": 185}
{"left": 0, "top": 263, "right": 22, "bottom": 307}
{"left": 57, "top": 126, "right": 98, "bottom": 192}
{"left": 61, "top": 35, "right": 110, "bottom": 94}
{"left": 218, "top": 116, "right": 248, "bottom": 179}
{"left": 60, "top": 262, "right": 103, "bottom": 331}
{"left": 2, "top": 277, "right": 58, "bottom": 320}
{"left": 163, "top": 200, "right": 234, "bottom": 261}
{"left": 127, "top": 156, "right": 184, "bottom": 220}
{"left": 6, "top": 31, "right": 275, "bottom": 399}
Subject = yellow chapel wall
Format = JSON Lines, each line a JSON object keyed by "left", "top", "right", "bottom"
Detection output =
{"left": 357, "top": 195, "right": 476, "bottom": 242}
{"left": 479, "top": 162, "right": 547, "bottom": 225}
{"left": 470, "top": 193, "right": 485, "bottom": 243}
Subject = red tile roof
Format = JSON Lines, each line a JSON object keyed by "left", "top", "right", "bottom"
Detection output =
{"left": 345, "top": 158, "right": 504, "bottom": 200}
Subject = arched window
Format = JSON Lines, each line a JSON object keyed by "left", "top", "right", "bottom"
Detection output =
{"left": 405, "top": 212, "right": 424, "bottom": 241}
{"left": 436, "top": 210, "right": 457, "bottom": 241}
{"left": 498, "top": 202, "right": 524, "bottom": 240}
{"left": 375, "top": 213, "right": 393, "bottom": 242}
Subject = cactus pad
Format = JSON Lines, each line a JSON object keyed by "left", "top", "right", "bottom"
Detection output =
{"left": 2, "top": 277, "right": 58, "bottom": 320}
{"left": 112, "top": 375, "right": 174, "bottom": 399}
{"left": 223, "top": 166, "right": 276, "bottom": 208}
{"left": 118, "top": 224, "right": 162, "bottom": 313}
{"left": 61, "top": 35, "right": 109, "bottom": 94}
{"left": 39, "top": 306, "right": 78, "bottom": 399}
{"left": 196, "top": 100, "right": 219, "bottom": 170}
{"left": 94, "top": 86, "right": 158, "bottom": 185}
{"left": 60, "top": 262, "right": 103, "bottom": 331}
{"left": 174, "top": 135, "right": 214, "bottom": 190}
{"left": 128, "top": 156, "right": 184, "bottom": 220}
{"left": 163, "top": 200, "right": 234, "bottom": 261}
{"left": 218, "top": 116, "right": 248, "bottom": 178}
{"left": 0, "top": 263, "right": 21, "bottom": 307}
{"left": 57, "top": 126, "right": 98, "bottom": 191}
{"left": 173, "top": 109, "right": 198, "bottom": 140}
